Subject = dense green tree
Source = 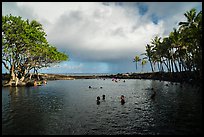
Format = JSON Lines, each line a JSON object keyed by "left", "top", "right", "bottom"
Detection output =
{"left": 2, "top": 14, "right": 68, "bottom": 86}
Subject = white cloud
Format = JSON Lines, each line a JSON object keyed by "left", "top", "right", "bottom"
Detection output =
{"left": 2, "top": 2, "right": 202, "bottom": 73}
{"left": 40, "top": 2, "right": 165, "bottom": 63}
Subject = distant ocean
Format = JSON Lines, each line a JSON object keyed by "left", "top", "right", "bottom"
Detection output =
{"left": 45, "top": 73, "right": 117, "bottom": 76}
{"left": 2, "top": 72, "right": 122, "bottom": 76}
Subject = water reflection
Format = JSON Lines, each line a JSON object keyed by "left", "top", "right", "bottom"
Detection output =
{"left": 2, "top": 79, "right": 202, "bottom": 135}
{"left": 3, "top": 86, "right": 64, "bottom": 135}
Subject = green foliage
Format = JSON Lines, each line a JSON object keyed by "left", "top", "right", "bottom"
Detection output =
{"left": 136, "top": 8, "right": 202, "bottom": 75}
{"left": 133, "top": 55, "right": 141, "bottom": 71}
{"left": 2, "top": 14, "right": 68, "bottom": 81}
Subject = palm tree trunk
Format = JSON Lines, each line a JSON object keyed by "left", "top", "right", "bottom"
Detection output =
{"left": 163, "top": 60, "right": 169, "bottom": 72}
{"left": 149, "top": 58, "right": 154, "bottom": 72}
{"left": 157, "top": 62, "right": 160, "bottom": 72}
{"left": 178, "top": 58, "right": 182, "bottom": 72}
{"left": 173, "top": 60, "right": 179, "bottom": 72}
{"left": 171, "top": 60, "right": 174, "bottom": 73}
{"left": 135, "top": 63, "right": 137, "bottom": 71}
{"left": 161, "top": 63, "right": 164, "bottom": 72}
{"left": 168, "top": 60, "right": 171, "bottom": 73}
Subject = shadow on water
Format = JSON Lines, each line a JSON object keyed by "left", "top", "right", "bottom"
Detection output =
{"left": 147, "top": 80, "right": 202, "bottom": 135}
{"left": 2, "top": 86, "right": 64, "bottom": 135}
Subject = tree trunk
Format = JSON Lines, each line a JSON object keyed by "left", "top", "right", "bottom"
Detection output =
{"left": 171, "top": 60, "right": 174, "bottom": 73}
{"left": 157, "top": 62, "right": 160, "bottom": 72}
{"left": 36, "top": 69, "right": 40, "bottom": 80}
{"left": 161, "top": 63, "right": 164, "bottom": 72}
{"left": 7, "top": 64, "right": 16, "bottom": 86}
{"left": 19, "top": 69, "right": 28, "bottom": 82}
{"left": 29, "top": 73, "right": 33, "bottom": 80}
{"left": 149, "top": 58, "right": 154, "bottom": 72}
{"left": 168, "top": 60, "right": 171, "bottom": 73}
{"left": 173, "top": 60, "right": 179, "bottom": 73}
{"left": 10, "top": 64, "right": 15, "bottom": 81}
{"left": 178, "top": 58, "right": 182, "bottom": 72}
{"left": 163, "top": 60, "right": 169, "bottom": 72}
{"left": 135, "top": 63, "right": 137, "bottom": 71}
{"left": 20, "top": 76, "right": 25, "bottom": 82}
{"left": 15, "top": 76, "right": 19, "bottom": 86}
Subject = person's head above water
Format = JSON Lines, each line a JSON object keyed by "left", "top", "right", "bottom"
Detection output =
{"left": 121, "top": 95, "right": 125, "bottom": 104}
{"left": 102, "top": 95, "right": 105, "bottom": 99}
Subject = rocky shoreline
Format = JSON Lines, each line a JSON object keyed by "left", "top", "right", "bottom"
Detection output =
{"left": 101, "top": 71, "right": 202, "bottom": 86}
{"left": 2, "top": 71, "right": 202, "bottom": 86}
{"left": 2, "top": 73, "right": 88, "bottom": 81}
{"left": 2, "top": 73, "right": 98, "bottom": 87}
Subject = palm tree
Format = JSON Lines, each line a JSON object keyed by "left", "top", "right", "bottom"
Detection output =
{"left": 179, "top": 8, "right": 202, "bottom": 72}
{"left": 178, "top": 8, "right": 202, "bottom": 81}
{"left": 179, "top": 8, "right": 202, "bottom": 31}
{"left": 141, "top": 59, "right": 147, "bottom": 72}
{"left": 142, "top": 44, "right": 154, "bottom": 72}
{"left": 133, "top": 55, "right": 141, "bottom": 71}
{"left": 140, "top": 8, "right": 202, "bottom": 83}
{"left": 151, "top": 36, "right": 164, "bottom": 72}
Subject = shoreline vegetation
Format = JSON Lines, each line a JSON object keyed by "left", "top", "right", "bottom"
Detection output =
{"left": 2, "top": 71, "right": 202, "bottom": 87}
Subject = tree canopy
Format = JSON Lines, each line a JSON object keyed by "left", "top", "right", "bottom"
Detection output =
{"left": 2, "top": 14, "right": 68, "bottom": 86}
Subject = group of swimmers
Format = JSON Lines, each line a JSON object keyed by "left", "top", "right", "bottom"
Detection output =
{"left": 88, "top": 85, "right": 126, "bottom": 105}
{"left": 112, "top": 78, "right": 126, "bottom": 83}
{"left": 96, "top": 95, "right": 105, "bottom": 105}
{"left": 96, "top": 94, "right": 125, "bottom": 105}
{"left": 89, "top": 86, "right": 102, "bottom": 89}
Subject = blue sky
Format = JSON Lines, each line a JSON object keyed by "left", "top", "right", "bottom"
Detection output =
{"left": 2, "top": 2, "right": 202, "bottom": 74}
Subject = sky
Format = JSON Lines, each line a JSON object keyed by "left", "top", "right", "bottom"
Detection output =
{"left": 2, "top": 2, "right": 202, "bottom": 74}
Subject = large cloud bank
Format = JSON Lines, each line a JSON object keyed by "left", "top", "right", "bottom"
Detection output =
{"left": 2, "top": 2, "right": 201, "bottom": 73}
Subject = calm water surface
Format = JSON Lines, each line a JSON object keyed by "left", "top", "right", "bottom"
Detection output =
{"left": 2, "top": 79, "right": 202, "bottom": 135}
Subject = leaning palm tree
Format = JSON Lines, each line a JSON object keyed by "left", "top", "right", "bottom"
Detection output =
{"left": 141, "top": 44, "right": 154, "bottom": 72}
{"left": 133, "top": 55, "right": 141, "bottom": 71}
{"left": 151, "top": 36, "right": 164, "bottom": 72}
